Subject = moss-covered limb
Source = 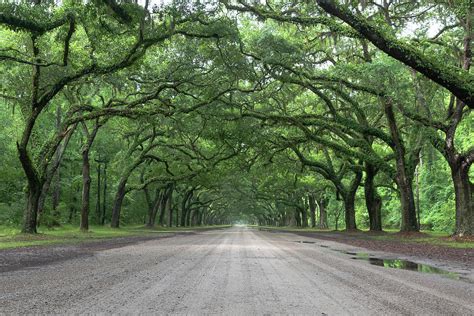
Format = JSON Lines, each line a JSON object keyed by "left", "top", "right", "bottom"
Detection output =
{"left": 244, "top": 104, "right": 394, "bottom": 147}
{"left": 101, "top": 0, "right": 133, "bottom": 24}
{"left": 290, "top": 146, "right": 334, "bottom": 181}
{"left": 302, "top": 115, "right": 393, "bottom": 147}
{"left": 269, "top": 72, "right": 393, "bottom": 145}
{"left": 62, "top": 14, "right": 76, "bottom": 66}
{"left": 0, "top": 4, "right": 73, "bottom": 33}
{"left": 268, "top": 61, "right": 383, "bottom": 97}
{"left": 224, "top": 1, "right": 360, "bottom": 39}
{"left": 316, "top": 0, "right": 474, "bottom": 109}
{"left": 394, "top": 102, "right": 448, "bottom": 135}
{"left": 242, "top": 111, "right": 394, "bottom": 175}
{"left": 295, "top": 123, "right": 395, "bottom": 176}
{"left": 399, "top": 79, "right": 449, "bottom": 132}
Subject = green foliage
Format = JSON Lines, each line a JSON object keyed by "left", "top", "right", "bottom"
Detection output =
{"left": 0, "top": 0, "right": 472, "bottom": 237}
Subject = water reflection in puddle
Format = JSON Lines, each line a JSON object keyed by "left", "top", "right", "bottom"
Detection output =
{"left": 292, "top": 241, "right": 469, "bottom": 282}
{"left": 351, "top": 257, "right": 461, "bottom": 279}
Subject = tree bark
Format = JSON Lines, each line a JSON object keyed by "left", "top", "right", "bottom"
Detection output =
{"left": 23, "top": 183, "right": 41, "bottom": 233}
{"left": 343, "top": 195, "right": 356, "bottom": 230}
{"left": 180, "top": 189, "right": 193, "bottom": 227}
{"left": 294, "top": 208, "right": 301, "bottom": 227}
{"left": 159, "top": 185, "right": 172, "bottom": 226}
{"left": 96, "top": 163, "right": 101, "bottom": 223}
{"left": 101, "top": 162, "right": 107, "bottom": 225}
{"left": 146, "top": 188, "right": 162, "bottom": 227}
{"left": 186, "top": 209, "right": 193, "bottom": 227}
{"left": 110, "top": 177, "right": 127, "bottom": 228}
{"left": 447, "top": 12, "right": 472, "bottom": 235}
{"left": 343, "top": 170, "right": 362, "bottom": 230}
{"left": 364, "top": 163, "right": 382, "bottom": 231}
{"left": 450, "top": 157, "right": 473, "bottom": 235}
{"left": 318, "top": 197, "right": 328, "bottom": 229}
{"left": 301, "top": 204, "right": 308, "bottom": 228}
{"left": 80, "top": 121, "right": 100, "bottom": 232}
{"left": 180, "top": 202, "right": 188, "bottom": 227}
{"left": 384, "top": 99, "right": 418, "bottom": 231}
{"left": 308, "top": 194, "right": 317, "bottom": 228}
{"left": 51, "top": 105, "right": 62, "bottom": 216}
{"left": 166, "top": 184, "right": 174, "bottom": 227}
{"left": 80, "top": 149, "right": 91, "bottom": 231}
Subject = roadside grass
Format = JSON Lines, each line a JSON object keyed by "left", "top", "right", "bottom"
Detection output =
{"left": 258, "top": 226, "right": 333, "bottom": 233}
{"left": 0, "top": 224, "right": 231, "bottom": 250}
{"left": 257, "top": 226, "right": 474, "bottom": 249}
{"left": 370, "top": 232, "right": 474, "bottom": 249}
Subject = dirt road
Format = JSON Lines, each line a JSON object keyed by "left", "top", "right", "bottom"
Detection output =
{"left": 1, "top": 226, "right": 473, "bottom": 315}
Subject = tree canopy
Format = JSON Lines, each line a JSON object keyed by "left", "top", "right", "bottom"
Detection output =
{"left": 0, "top": 0, "right": 472, "bottom": 236}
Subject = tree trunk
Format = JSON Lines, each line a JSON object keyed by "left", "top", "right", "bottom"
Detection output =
{"left": 308, "top": 194, "right": 317, "bottom": 228}
{"left": 110, "top": 178, "right": 127, "bottom": 228}
{"left": 79, "top": 121, "right": 101, "bottom": 232}
{"left": 146, "top": 189, "right": 162, "bottom": 227}
{"left": 384, "top": 99, "right": 418, "bottom": 232}
{"left": 397, "top": 177, "right": 418, "bottom": 232}
{"left": 294, "top": 208, "right": 301, "bottom": 227}
{"left": 364, "top": 163, "right": 382, "bottom": 231}
{"left": 52, "top": 105, "right": 62, "bottom": 217}
{"left": 166, "top": 185, "right": 174, "bottom": 227}
{"left": 343, "top": 195, "right": 356, "bottom": 230}
{"left": 180, "top": 190, "right": 193, "bottom": 227}
{"left": 96, "top": 163, "right": 101, "bottom": 223}
{"left": 415, "top": 157, "right": 421, "bottom": 230}
{"left": 37, "top": 179, "right": 51, "bottom": 227}
{"left": 23, "top": 184, "right": 41, "bottom": 233}
{"left": 186, "top": 209, "right": 193, "bottom": 226}
{"left": 318, "top": 198, "right": 328, "bottom": 229}
{"left": 101, "top": 162, "right": 107, "bottom": 225}
{"left": 343, "top": 171, "right": 362, "bottom": 230}
{"left": 450, "top": 158, "right": 473, "bottom": 235}
{"left": 198, "top": 208, "right": 204, "bottom": 226}
{"left": 180, "top": 206, "right": 188, "bottom": 227}
{"left": 176, "top": 203, "right": 180, "bottom": 226}
{"left": 80, "top": 150, "right": 91, "bottom": 231}
{"left": 159, "top": 186, "right": 172, "bottom": 226}
{"left": 301, "top": 205, "right": 308, "bottom": 228}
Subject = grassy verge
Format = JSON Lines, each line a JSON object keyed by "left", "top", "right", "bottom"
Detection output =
{"left": 0, "top": 224, "right": 231, "bottom": 250}
{"left": 257, "top": 226, "right": 474, "bottom": 249}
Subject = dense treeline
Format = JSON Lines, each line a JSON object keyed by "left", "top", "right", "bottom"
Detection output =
{"left": 0, "top": 0, "right": 472, "bottom": 235}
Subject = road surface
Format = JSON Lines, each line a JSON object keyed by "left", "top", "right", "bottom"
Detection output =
{"left": 1, "top": 226, "right": 473, "bottom": 315}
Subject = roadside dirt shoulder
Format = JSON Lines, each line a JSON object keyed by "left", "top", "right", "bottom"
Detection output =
{"left": 0, "top": 233, "right": 177, "bottom": 273}
{"left": 287, "top": 231, "right": 473, "bottom": 266}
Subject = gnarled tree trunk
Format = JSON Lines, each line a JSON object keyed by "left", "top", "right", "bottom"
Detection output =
{"left": 110, "top": 177, "right": 127, "bottom": 228}
{"left": 301, "top": 204, "right": 308, "bottom": 228}
{"left": 450, "top": 157, "right": 473, "bottom": 235}
{"left": 342, "top": 170, "right": 362, "bottom": 230}
{"left": 308, "top": 194, "right": 317, "bottom": 228}
{"left": 318, "top": 197, "right": 328, "bottom": 229}
{"left": 384, "top": 99, "right": 418, "bottom": 232}
{"left": 364, "top": 163, "right": 382, "bottom": 231}
{"left": 80, "top": 149, "right": 91, "bottom": 231}
{"left": 166, "top": 184, "right": 174, "bottom": 227}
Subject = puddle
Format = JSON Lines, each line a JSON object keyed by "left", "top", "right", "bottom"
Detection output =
{"left": 290, "top": 241, "right": 470, "bottom": 283}
{"left": 333, "top": 249, "right": 367, "bottom": 257}
{"left": 352, "top": 257, "right": 461, "bottom": 280}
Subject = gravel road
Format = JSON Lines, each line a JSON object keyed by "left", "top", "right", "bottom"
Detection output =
{"left": 1, "top": 226, "right": 473, "bottom": 315}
